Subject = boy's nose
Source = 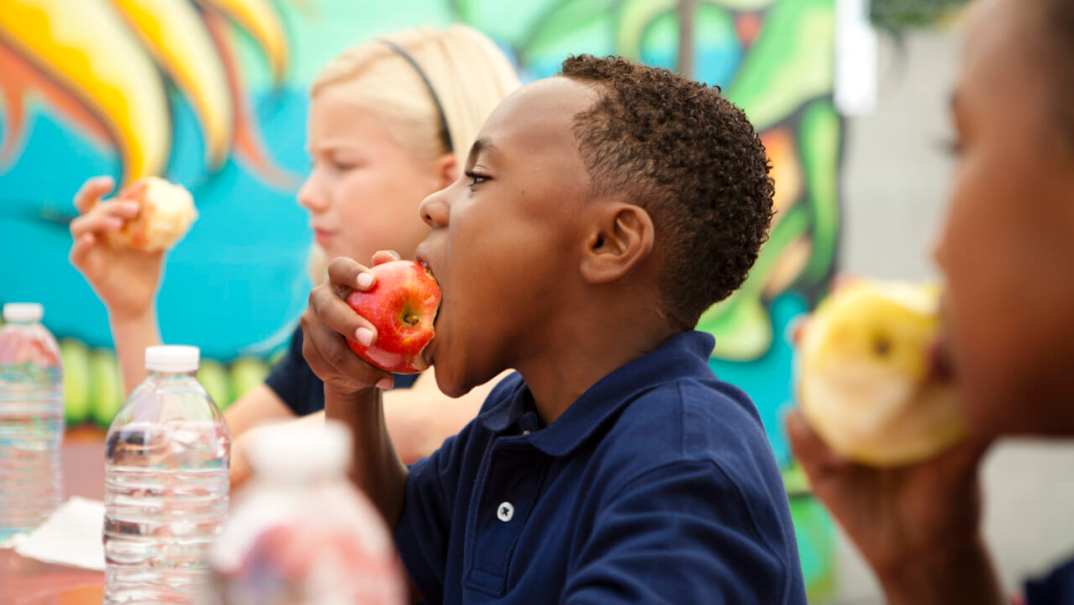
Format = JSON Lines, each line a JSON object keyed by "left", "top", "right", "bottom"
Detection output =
{"left": 419, "top": 190, "right": 450, "bottom": 228}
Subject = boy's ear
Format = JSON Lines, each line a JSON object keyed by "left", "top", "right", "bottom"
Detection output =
{"left": 436, "top": 153, "right": 458, "bottom": 189}
{"left": 580, "top": 202, "right": 655, "bottom": 284}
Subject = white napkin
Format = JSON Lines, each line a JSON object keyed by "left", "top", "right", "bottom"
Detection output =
{"left": 13, "top": 497, "right": 105, "bottom": 571}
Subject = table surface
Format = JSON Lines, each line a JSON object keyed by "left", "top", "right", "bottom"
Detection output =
{"left": 0, "top": 431, "right": 106, "bottom": 605}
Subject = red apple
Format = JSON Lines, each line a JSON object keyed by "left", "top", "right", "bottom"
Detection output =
{"left": 345, "top": 260, "right": 440, "bottom": 374}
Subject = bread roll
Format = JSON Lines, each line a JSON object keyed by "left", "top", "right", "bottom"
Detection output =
{"left": 106, "top": 176, "right": 197, "bottom": 252}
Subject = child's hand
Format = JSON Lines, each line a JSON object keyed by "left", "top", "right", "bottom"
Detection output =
{"left": 300, "top": 253, "right": 399, "bottom": 397}
{"left": 788, "top": 273, "right": 984, "bottom": 559}
{"left": 785, "top": 410, "right": 997, "bottom": 602}
{"left": 69, "top": 176, "right": 164, "bottom": 319}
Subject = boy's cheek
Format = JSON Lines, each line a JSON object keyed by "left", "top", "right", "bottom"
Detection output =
{"left": 950, "top": 282, "right": 1058, "bottom": 436}
{"left": 957, "top": 349, "right": 1029, "bottom": 436}
{"left": 940, "top": 261, "right": 1013, "bottom": 425}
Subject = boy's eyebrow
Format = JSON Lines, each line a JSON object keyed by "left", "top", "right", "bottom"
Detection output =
{"left": 467, "top": 138, "right": 499, "bottom": 166}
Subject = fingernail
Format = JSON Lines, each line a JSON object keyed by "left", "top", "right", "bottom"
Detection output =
{"left": 121, "top": 202, "right": 139, "bottom": 212}
{"left": 355, "top": 327, "right": 374, "bottom": 346}
{"left": 376, "top": 377, "right": 393, "bottom": 390}
{"left": 357, "top": 272, "right": 374, "bottom": 289}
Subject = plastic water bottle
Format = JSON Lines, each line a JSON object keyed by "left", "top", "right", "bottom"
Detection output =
{"left": 205, "top": 420, "right": 404, "bottom": 605}
{"left": 0, "top": 303, "right": 64, "bottom": 543}
{"left": 104, "top": 345, "right": 230, "bottom": 604}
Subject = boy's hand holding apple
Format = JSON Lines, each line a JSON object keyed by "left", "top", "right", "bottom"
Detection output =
{"left": 301, "top": 251, "right": 440, "bottom": 398}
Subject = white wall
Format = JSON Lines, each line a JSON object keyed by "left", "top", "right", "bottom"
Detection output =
{"left": 841, "top": 33, "right": 956, "bottom": 282}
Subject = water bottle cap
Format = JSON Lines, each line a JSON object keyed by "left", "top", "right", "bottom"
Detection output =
{"left": 3, "top": 303, "right": 43, "bottom": 322}
{"left": 145, "top": 345, "right": 200, "bottom": 372}
{"left": 246, "top": 419, "right": 352, "bottom": 479}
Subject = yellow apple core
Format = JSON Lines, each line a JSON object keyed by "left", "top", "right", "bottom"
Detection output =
{"left": 797, "top": 281, "right": 966, "bottom": 467}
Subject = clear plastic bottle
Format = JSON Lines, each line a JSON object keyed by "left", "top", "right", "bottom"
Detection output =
{"left": 206, "top": 420, "right": 405, "bottom": 605}
{"left": 104, "top": 345, "right": 230, "bottom": 604}
{"left": 0, "top": 302, "right": 64, "bottom": 543}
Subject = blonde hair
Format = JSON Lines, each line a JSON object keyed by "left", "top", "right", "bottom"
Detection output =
{"left": 306, "top": 26, "right": 520, "bottom": 282}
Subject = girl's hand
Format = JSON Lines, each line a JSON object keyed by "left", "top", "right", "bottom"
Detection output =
{"left": 69, "top": 176, "right": 165, "bottom": 319}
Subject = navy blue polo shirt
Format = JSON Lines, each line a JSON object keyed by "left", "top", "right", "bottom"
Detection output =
{"left": 1026, "top": 555, "right": 1074, "bottom": 604}
{"left": 394, "top": 330, "right": 806, "bottom": 604}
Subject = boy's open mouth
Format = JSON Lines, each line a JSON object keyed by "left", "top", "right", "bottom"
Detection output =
{"left": 417, "top": 256, "right": 434, "bottom": 280}
{"left": 416, "top": 255, "right": 441, "bottom": 367}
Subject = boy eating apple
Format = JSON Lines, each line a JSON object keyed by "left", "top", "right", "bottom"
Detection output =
{"left": 301, "top": 55, "right": 806, "bottom": 604}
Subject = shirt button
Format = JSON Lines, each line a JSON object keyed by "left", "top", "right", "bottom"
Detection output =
{"left": 496, "top": 501, "right": 515, "bottom": 522}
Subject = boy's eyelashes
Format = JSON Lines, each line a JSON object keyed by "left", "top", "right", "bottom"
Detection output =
{"left": 465, "top": 170, "right": 491, "bottom": 188}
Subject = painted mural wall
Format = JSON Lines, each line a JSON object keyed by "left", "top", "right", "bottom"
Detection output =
{"left": 0, "top": 0, "right": 840, "bottom": 465}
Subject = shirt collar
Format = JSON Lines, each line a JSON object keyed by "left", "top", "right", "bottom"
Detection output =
{"left": 478, "top": 331, "right": 716, "bottom": 457}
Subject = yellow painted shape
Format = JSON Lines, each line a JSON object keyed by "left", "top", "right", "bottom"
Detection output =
{"left": 113, "top": 0, "right": 233, "bottom": 167}
{"left": 199, "top": 0, "right": 288, "bottom": 82}
{"left": 0, "top": 0, "right": 169, "bottom": 181}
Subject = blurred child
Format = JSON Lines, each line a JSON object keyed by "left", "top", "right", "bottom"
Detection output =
{"left": 303, "top": 55, "right": 807, "bottom": 603}
{"left": 787, "top": 0, "right": 1074, "bottom": 602}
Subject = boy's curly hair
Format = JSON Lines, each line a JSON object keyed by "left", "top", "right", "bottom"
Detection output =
{"left": 561, "top": 55, "right": 774, "bottom": 328}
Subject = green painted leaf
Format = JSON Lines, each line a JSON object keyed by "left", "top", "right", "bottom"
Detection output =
{"left": 797, "top": 100, "right": 841, "bottom": 288}
{"left": 617, "top": 0, "right": 675, "bottom": 60}
{"left": 727, "top": 0, "right": 834, "bottom": 130}
{"left": 453, "top": 0, "right": 557, "bottom": 46}
{"left": 90, "top": 349, "right": 123, "bottom": 428}
{"left": 524, "top": 0, "right": 619, "bottom": 59}
{"left": 699, "top": 204, "right": 810, "bottom": 360}
{"left": 197, "top": 359, "right": 232, "bottom": 410}
{"left": 230, "top": 357, "right": 269, "bottom": 404}
{"left": 60, "top": 339, "right": 91, "bottom": 426}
